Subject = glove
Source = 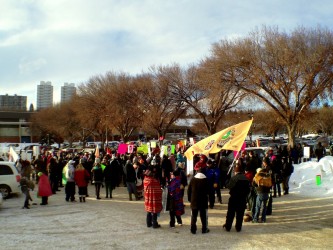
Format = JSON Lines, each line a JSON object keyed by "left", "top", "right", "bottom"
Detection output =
{"left": 213, "top": 183, "right": 218, "bottom": 188}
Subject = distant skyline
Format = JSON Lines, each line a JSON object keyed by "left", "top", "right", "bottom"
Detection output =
{"left": 1, "top": 0, "right": 333, "bottom": 108}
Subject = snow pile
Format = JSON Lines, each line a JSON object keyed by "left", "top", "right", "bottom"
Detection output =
{"left": 289, "top": 156, "right": 333, "bottom": 197}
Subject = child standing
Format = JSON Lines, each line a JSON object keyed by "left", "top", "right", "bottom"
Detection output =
{"left": 167, "top": 169, "right": 185, "bottom": 227}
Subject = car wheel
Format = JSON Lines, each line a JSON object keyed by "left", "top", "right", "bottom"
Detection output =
{"left": 0, "top": 185, "right": 11, "bottom": 199}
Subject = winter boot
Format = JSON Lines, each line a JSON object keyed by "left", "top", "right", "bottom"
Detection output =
{"left": 79, "top": 197, "right": 82, "bottom": 202}
{"left": 129, "top": 193, "right": 133, "bottom": 201}
{"left": 83, "top": 197, "right": 86, "bottom": 202}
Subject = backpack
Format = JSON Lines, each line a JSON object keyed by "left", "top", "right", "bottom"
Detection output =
{"left": 254, "top": 172, "right": 272, "bottom": 188}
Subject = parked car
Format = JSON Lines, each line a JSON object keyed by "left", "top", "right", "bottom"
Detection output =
{"left": 0, "top": 162, "right": 21, "bottom": 199}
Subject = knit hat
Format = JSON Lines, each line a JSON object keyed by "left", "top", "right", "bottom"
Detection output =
{"left": 200, "top": 154, "right": 208, "bottom": 162}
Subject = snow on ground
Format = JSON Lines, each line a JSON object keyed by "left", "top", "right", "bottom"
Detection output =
{"left": 290, "top": 156, "right": 333, "bottom": 197}
{"left": 0, "top": 156, "right": 333, "bottom": 250}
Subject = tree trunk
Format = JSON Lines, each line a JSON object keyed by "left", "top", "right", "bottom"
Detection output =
{"left": 287, "top": 123, "right": 297, "bottom": 149}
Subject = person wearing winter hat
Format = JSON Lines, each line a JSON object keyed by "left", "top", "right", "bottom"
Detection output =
{"left": 194, "top": 154, "right": 208, "bottom": 175}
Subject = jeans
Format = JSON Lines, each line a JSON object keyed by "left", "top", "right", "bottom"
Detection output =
{"left": 254, "top": 193, "right": 269, "bottom": 222}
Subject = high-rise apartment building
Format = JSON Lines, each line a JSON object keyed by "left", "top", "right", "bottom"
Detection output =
{"left": 61, "top": 83, "right": 76, "bottom": 102}
{"left": 37, "top": 81, "right": 53, "bottom": 110}
{"left": 0, "top": 94, "right": 27, "bottom": 111}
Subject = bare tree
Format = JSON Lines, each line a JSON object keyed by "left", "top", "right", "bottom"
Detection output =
{"left": 136, "top": 71, "right": 186, "bottom": 142}
{"left": 157, "top": 63, "right": 246, "bottom": 135}
{"left": 215, "top": 26, "right": 333, "bottom": 147}
{"left": 310, "top": 105, "right": 333, "bottom": 135}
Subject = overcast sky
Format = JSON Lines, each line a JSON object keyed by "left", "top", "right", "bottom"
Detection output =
{"left": 1, "top": 0, "right": 333, "bottom": 108}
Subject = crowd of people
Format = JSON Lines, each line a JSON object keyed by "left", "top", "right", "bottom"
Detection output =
{"left": 12, "top": 142, "right": 301, "bottom": 234}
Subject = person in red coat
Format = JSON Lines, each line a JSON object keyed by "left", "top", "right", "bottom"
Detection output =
{"left": 38, "top": 172, "right": 52, "bottom": 205}
{"left": 74, "top": 159, "right": 90, "bottom": 202}
{"left": 144, "top": 165, "right": 163, "bottom": 228}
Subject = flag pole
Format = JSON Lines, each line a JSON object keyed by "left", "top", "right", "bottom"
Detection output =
{"left": 227, "top": 150, "right": 240, "bottom": 176}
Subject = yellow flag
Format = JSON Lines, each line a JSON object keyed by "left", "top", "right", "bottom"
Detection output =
{"left": 184, "top": 119, "right": 253, "bottom": 160}
{"left": 95, "top": 144, "right": 100, "bottom": 158}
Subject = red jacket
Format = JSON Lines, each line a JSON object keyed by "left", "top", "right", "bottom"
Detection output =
{"left": 38, "top": 174, "right": 52, "bottom": 197}
{"left": 74, "top": 168, "right": 90, "bottom": 187}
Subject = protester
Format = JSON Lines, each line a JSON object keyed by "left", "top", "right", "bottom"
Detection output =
{"left": 48, "top": 157, "right": 59, "bottom": 194}
{"left": 223, "top": 163, "right": 250, "bottom": 232}
{"left": 144, "top": 165, "right": 163, "bottom": 229}
{"left": 104, "top": 155, "right": 118, "bottom": 199}
{"left": 20, "top": 177, "right": 33, "bottom": 209}
{"left": 65, "top": 160, "right": 76, "bottom": 202}
{"left": 252, "top": 166, "right": 272, "bottom": 223}
{"left": 194, "top": 154, "right": 208, "bottom": 175}
{"left": 74, "top": 159, "right": 90, "bottom": 202}
{"left": 281, "top": 157, "right": 294, "bottom": 195}
{"left": 91, "top": 158, "right": 104, "bottom": 200}
{"left": 315, "top": 142, "right": 326, "bottom": 162}
{"left": 205, "top": 159, "right": 221, "bottom": 208}
{"left": 187, "top": 167, "right": 210, "bottom": 234}
{"left": 37, "top": 172, "right": 52, "bottom": 205}
{"left": 167, "top": 169, "right": 185, "bottom": 228}
{"left": 125, "top": 159, "right": 138, "bottom": 201}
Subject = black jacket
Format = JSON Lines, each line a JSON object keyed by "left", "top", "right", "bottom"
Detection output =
{"left": 187, "top": 173, "right": 209, "bottom": 210}
{"left": 227, "top": 172, "right": 250, "bottom": 199}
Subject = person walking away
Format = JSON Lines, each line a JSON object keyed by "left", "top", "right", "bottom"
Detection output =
{"left": 144, "top": 165, "right": 163, "bottom": 228}
{"left": 91, "top": 158, "right": 104, "bottom": 200}
{"left": 37, "top": 172, "right": 52, "bottom": 205}
{"left": 187, "top": 167, "right": 210, "bottom": 234}
{"left": 74, "top": 159, "right": 90, "bottom": 202}
{"left": 65, "top": 160, "right": 76, "bottom": 202}
{"left": 222, "top": 163, "right": 250, "bottom": 232}
{"left": 167, "top": 169, "right": 185, "bottom": 227}
{"left": 252, "top": 166, "right": 272, "bottom": 223}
